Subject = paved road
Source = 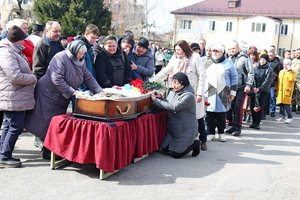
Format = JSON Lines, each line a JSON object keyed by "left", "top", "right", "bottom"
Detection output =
{"left": 1, "top": 115, "right": 300, "bottom": 200}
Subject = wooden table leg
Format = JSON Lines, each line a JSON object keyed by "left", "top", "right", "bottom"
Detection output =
{"left": 50, "top": 152, "right": 70, "bottom": 170}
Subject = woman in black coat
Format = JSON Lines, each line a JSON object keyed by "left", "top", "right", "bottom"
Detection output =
{"left": 94, "top": 35, "right": 132, "bottom": 88}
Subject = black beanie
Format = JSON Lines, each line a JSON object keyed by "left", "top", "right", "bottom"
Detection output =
{"left": 172, "top": 72, "right": 190, "bottom": 87}
{"left": 7, "top": 25, "right": 27, "bottom": 43}
{"left": 137, "top": 37, "right": 149, "bottom": 49}
{"left": 190, "top": 42, "right": 200, "bottom": 51}
{"left": 32, "top": 24, "right": 44, "bottom": 32}
{"left": 260, "top": 53, "right": 269, "bottom": 62}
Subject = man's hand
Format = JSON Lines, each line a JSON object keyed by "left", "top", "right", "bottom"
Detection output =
{"left": 228, "top": 95, "right": 235, "bottom": 102}
{"left": 131, "top": 61, "right": 138, "bottom": 70}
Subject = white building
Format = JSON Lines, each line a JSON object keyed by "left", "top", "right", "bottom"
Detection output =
{"left": 171, "top": 0, "right": 300, "bottom": 55}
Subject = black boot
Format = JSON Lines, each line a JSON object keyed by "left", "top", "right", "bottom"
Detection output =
{"left": 192, "top": 140, "right": 200, "bottom": 157}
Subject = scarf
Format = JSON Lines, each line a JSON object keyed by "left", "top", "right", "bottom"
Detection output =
{"left": 175, "top": 54, "right": 189, "bottom": 73}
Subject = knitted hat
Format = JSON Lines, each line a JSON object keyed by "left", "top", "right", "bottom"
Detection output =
{"left": 259, "top": 53, "right": 269, "bottom": 62}
{"left": 172, "top": 72, "right": 190, "bottom": 87}
{"left": 190, "top": 43, "right": 200, "bottom": 51}
{"left": 32, "top": 24, "right": 44, "bottom": 32}
{"left": 137, "top": 37, "right": 149, "bottom": 49}
{"left": 7, "top": 25, "right": 27, "bottom": 43}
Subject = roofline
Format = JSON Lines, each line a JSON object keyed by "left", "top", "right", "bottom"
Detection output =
{"left": 171, "top": 8, "right": 300, "bottom": 19}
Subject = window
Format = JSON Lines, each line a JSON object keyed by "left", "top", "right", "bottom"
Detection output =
{"left": 8, "top": 0, "right": 13, "bottom": 4}
{"left": 226, "top": 22, "right": 233, "bottom": 32}
{"left": 280, "top": 24, "right": 288, "bottom": 35}
{"left": 208, "top": 21, "right": 215, "bottom": 31}
{"left": 180, "top": 20, "right": 192, "bottom": 30}
{"left": 23, "top": 0, "right": 29, "bottom": 5}
{"left": 228, "top": 1, "right": 237, "bottom": 8}
{"left": 251, "top": 22, "right": 266, "bottom": 32}
{"left": 278, "top": 48, "right": 286, "bottom": 57}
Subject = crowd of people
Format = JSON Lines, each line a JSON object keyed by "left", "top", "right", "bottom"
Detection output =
{"left": 0, "top": 19, "right": 299, "bottom": 168}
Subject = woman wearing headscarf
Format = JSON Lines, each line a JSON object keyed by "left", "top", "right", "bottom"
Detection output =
{"left": 25, "top": 40, "right": 103, "bottom": 159}
{"left": 0, "top": 26, "right": 37, "bottom": 168}
{"left": 152, "top": 40, "right": 207, "bottom": 150}
{"left": 151, "top": 72, "right": 200, "bottom": 158}
{"left": 94, "top": 35, "right": 132, "bottom": 88}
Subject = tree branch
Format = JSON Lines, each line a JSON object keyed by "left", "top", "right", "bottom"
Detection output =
{"left": 17, "top": 0, "right": 23, "bottom": 11}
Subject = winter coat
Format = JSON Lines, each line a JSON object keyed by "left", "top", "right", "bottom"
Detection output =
{"left": 33, "top": 36, "right": 64, "bottom": 80}
{"left": 153, "top": 84, "right": 198, "bottom": 153}
{"left": 25, "top": 50, "right": 102, "bottom": 139}
{"left": 292, "top": 58, "right": 300, "bottom": 82}
{"left": 276, "top": 69, "right": 297, "bottom": 104}
{"left": 269, "top": 57, "right": 283, "bottom": 87}
{"left": 94, "top": 45, "right": 132, "bottom": 88}
{"left": 254, "top": 63, "right": 273, "bottom": 93}
{"left": 132, "top": 49, "right": 155, "bottom": 81}
{"left": 205, "top": 56, "right": 238, "bottom": 112}
{"left": 0, "top": 39, "right": 37, "bottom": 111}
{"left": 228, "top": 52, "right": 254, "bottom": 88}
{"left": 152, "top": 53, "right": 206, "bottom": 119}
{"left": 22, "top": 39, "right": 34, "bottom": 69}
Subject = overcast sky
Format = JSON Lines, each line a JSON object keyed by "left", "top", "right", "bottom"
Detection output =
{"left": 137, "top": 0, "right": 203, "bottom": 33}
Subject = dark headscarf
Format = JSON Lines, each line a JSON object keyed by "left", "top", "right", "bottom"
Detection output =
{"left": 172, "top": 72, "right": 190, "bottom": 87}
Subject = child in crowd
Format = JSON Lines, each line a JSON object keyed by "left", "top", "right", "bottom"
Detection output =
{"left": 276, "top": 59, "right": 297, "bottom": 124}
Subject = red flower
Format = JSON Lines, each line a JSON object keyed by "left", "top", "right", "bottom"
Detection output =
{"left": 205, "top": 101, "right": 210, "bottom": 106}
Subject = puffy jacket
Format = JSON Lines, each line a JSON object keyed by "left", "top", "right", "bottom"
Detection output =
{"left": 0, "top": 39, "right": 37, "bottom": 111}
{"left": 254, "top": 63, "right": 273, "bottom": 93}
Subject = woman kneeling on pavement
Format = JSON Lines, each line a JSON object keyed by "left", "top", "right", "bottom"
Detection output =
{"left": 25, "top": 40, "right": 103, "bottom": 159}
{"left": 0, "top": 26, "right": 37, "bottom": 168}
{"left": 151, "top": 72, "right": 200, "bottom": 158}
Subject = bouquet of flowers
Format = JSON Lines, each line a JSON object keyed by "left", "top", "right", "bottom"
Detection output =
{"left": 252, "top": 80, "right": 261, "bottom": 112}
{"left": 130, "top": 79, "right": 165, "bottom": 94}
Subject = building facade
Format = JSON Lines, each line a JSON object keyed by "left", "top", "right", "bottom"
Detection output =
{"left": 0, "top": 0, "right": 34, "bottom": 22}
{"left": 171, "top": 0, "right": 300, "bottom": 55}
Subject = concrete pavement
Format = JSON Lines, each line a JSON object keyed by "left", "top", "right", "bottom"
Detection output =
{"left": 1, "top": 115, "right": 300, "bottom": 200}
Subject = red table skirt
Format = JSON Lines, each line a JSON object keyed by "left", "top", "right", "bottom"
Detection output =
{"left": 44, "top": 111, "right": 167, "bottom": 173}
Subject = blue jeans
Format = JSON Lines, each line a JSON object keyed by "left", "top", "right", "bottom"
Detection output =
{"left": 279, "top": 104, "right": 292, "bottom": 118}
{"left": 269, "top": 87, "right": 276, "bottom": 113}
{"left": 0, "top": 111, "right": 25, "bottom": 159}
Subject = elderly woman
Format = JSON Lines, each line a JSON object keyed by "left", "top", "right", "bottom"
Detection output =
{"left": 25, "top": 40, "right": 103, "bottom": 159}
{"left": 0, "top": 26, "right": 37, "bottom": 168}
{"left": 152, "top": 40, "right": 207, "bottom": 150}
{"left": 151, "top": 72, "right": 200, "bottom": 158}
{"left": 94, "top": 35, "right": 132, "bottom": 88}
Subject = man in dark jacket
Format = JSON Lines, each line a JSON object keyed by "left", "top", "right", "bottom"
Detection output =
{"left": 268, "top": 51, "right": 283, "bottom": 117}
{"left": 226, "top": 40, "right": 254, "bottom": 136}
{"left": 33, "top": 21, "right": 64, "bottom": 80}
{"left": 32, "top": 21, "right": 64, "bottom": 149}
{"left": 76, "top": 24, "right": 99, "bottom": 90}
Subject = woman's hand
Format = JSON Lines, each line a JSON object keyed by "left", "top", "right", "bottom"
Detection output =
{"left": 253, "top": 87, "right": 259, "bottom": 93}
{"left": 150, "top": 91, "right": 157, "bottom": 100}
{"left": 196, "top": 95, "right": 202, "bottom": 103}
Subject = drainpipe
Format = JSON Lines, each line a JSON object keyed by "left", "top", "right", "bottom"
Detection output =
{"left": 276, "top": 20, "right": 282, "bottom": 54}
{"left": 289, "top": 19, "right": 295, "bottom": 50}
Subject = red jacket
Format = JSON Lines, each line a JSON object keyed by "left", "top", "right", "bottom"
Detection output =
{"left": 22, "top": 40, "right": 34, "bottom": 70}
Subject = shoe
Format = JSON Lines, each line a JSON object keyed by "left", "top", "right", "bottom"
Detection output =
{"left": 285, "top": 118, "right": 293, "bottom": 124}
{"left": 0, "top": 157, "right": 21, "bottom": 168}
{"left": 191, "top": 140, "right": 200, "bottom": 157}
{"left": 213, "top": 133, "right": 220, "bottom": 141}
{"left": 249, "top": 123, "right": 260, "bottom": 129}
{"left": 34, "top": 137, "right": 44, "bottom": 150}
{"left": 200, "top": 142, "right": 207, "bottom": 151}
{"left": 225, "top": 126, "right": 237, "bottom": 134}
{"left": 41, "top": 146, "right": 62, "bottom": 161}
{"left": 232, "top": 128, "right": 241, "bottom": 136}
{"left": 270, "top": 112, "right": 275, "bottom": 117}
{"left": 246, "top": 115, "right": 251, "bottom": 123}
{"left": 219, "top": 134, "right": 226, "bottom": 142}
{"left": 276, "top": 117, "right": 285, "bottom": 122}
{"left": 207, "top": 135, "right": 215, "bottom": 142}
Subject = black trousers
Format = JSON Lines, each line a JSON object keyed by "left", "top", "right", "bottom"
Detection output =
{"left": 206, "top": 111, "right": 226, "bottom": 135}
{"left": 250, "top": 91, "right": 269, "bottom": 126}
{"left": 227, "top": 87, "right": 246, "bottom": 128}
{"left": 198, "top": 117, "right": 207, "bottom": 143}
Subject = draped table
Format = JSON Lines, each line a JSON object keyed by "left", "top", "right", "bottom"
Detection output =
{"left": 43, "top": 111, "right": 167, "bottom": 179}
